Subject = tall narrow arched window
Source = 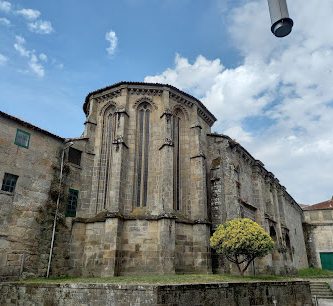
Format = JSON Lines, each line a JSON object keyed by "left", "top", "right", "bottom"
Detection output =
{"left": 96, "top": 107, "right": 115, "bottom": 211}
{"left": 135, "top": 102, "right": 151, "bottom": 207}
{"left": 173, "top": 109, "right": 185, "bottom": 211}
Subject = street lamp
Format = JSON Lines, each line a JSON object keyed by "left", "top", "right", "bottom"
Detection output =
{"left": 267, "top": 0, "right": 294, "bottom": 37}
{"left": 46, "top": 141, "right": 73, "bottom": 278}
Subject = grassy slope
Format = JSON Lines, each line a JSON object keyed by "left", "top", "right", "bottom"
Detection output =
{"left": 18, "top": 269, "right": 332, "bottom": 285}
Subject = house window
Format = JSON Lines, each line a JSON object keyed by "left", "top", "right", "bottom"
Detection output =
{"left": 66, "top": 189, "right": 79, "bottom": 217}
{"left": 68, "top": 147, "right": 82, "bottom": 166}
{"left": 1, "top": 173, "right": 19, "bottom": 193}
{"left": 14, "top": 129, "right": 30, "bottom": 148}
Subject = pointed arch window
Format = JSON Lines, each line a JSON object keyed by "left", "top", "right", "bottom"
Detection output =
{"left": 96, "top": 106, "right": 116, "bottom": 211}
{"left": 173, "top": 109, "right": 184, "bottom": 211}
{"left": 135, "top": 102, "right": 151, "bottom": 207}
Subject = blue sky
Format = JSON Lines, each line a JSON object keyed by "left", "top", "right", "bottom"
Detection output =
{"left": 0, "top": 0, "right": 242, "bottom": 136}
{"left": 1, "top": 0, "right": 333, "bottom": 204}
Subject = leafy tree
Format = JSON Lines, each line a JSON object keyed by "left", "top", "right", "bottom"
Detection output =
{"left": 210, "top": 218, "right": 274, "bottom": 276}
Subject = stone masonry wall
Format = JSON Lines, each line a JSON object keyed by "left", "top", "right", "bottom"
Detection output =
{"left": 0, "top": 281, "right": 312, "bottom": 306}
{"left": 303, "top": 209, "right": 333, "bottom": 268}
{"left": 0, "top": 114, "right": 63, "bottom": 280}
{"left": 206, "top": 134, "right": 308, "bottom": 274}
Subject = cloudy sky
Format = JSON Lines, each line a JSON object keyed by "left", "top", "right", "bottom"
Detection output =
{"left": 0, "top": 0, "right": 332, "bottom": 204}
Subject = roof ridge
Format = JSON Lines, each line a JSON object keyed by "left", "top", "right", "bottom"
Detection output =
{"left": 0, "top": 110, "right": 64, "bottom": 141}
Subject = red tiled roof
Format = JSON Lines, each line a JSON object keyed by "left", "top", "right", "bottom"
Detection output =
{"left": 303, "top": 199, "right": 333, "bottom": 211}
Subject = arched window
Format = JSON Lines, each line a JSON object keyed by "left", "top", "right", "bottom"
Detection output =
{"left": 173, "top": 109, "right": 185, "bottom": 211}
{"left": 96, "top": 107, "right": 115, "bottom": 210}
{"left": 135, "top": 102, "right": 151, "bottom": 207}
{"left": 270, "top": 226, "right": 277, "bottom": 242}
{"left": 285, "top": 232, "right": 293, "bottom": 260}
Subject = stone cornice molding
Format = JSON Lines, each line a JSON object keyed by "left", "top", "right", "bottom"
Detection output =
{"left": 129, "top": 87, "right": 163, "bottom": 97}
{"left": 197, "top": 107, "right": 215, "bottom": 127}
{"left": 170, "top": 91, "right": 194, "bottom": 107}
{"left": 72, "top": 211, "right": 211, "bottom": 225}
{"left": 84, "top": 83, "right": 217, "bottom": 125}
{"left": 95, "top": 90, "right": 121, "bottom": 103}
{"left": 169, "top": 90, "right": 215, "bottom": 126}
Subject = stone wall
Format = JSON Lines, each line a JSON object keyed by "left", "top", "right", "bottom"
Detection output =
{"left": 0, "top": 114, "right": 63, "bottom": 280}
{"left": 0, "top": 281, "right": 312, "bottom": 306}
{"left": 303, "top": 209, "right": 333, "bottom": 268}
{"left": 69, "top": 215, "right": 212, "bottom": 276}
{"left": 206, "top": 134, "right": 308, "bottom": 274}
{"left": 0, "top": 82, "right": 313, "bottom": 279}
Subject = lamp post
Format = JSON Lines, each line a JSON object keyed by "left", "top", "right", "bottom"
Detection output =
{"left": 46, "top": 141, "right": 73, "bottom": 278}
{"left": 267, "top": 0, "right": 293, "bottom": 37}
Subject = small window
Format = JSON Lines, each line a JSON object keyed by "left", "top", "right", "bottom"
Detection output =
{"left": 68, "top": 147, "right": 82, "bottom": 166}
{"left": 14, "top": 129, "right": 30, "bottom": 148}
{"left": 1, "top": 173, "right": 19, "bottom": 193}
{"left": 66, "top": 189, "right": 78, "bottom": 217}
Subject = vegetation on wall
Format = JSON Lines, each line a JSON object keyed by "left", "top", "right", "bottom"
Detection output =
{"left": 210, "top": 218, "right": 274, "bottom": 276}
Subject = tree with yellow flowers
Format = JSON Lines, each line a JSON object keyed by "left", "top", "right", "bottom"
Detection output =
{"left": 210, "top": 218, "right": 274, "bottom": 276}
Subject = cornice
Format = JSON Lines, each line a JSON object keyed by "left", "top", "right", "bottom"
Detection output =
{"left": 83, "top": 82, "right": 217, "bottom": 126}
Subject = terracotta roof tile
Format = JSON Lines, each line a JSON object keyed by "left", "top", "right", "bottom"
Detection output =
{"left": 303, "top": 199, "right": 333, "bottom": 210}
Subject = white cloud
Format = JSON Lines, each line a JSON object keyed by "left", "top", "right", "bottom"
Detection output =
{"left": 105, "top": 30, "right": 118, "bottom": 56}
{"left": 28, "top": 54, "right": 44, "bottom": 77}
{"left": 28, "top": 20, "right": 54, "bottom": 34}
{"left": 16, "top": 8, "right": 41, "bottom": 20}
{"left": 39, "top": 53, "right": 47, "bottom": 62}
{"left": 0, "top": 17, "right": 10, "bottom": 26}
{"left": 0, "top": 53, "right": 7, "bottom": 65}
{"left": 14, "top": 35, "right": 30, "bottom": 57}
{"left": 144, "top": 0, "right": 333, "bottom": 204}
{"left": 0, "top": 0, "right": 11, "bottom": 13}
{"left": 146, "top": 54, "right": 223, "bottom": 97}
{"left": 13, "top": 35, "right": 46, "bottom": 77}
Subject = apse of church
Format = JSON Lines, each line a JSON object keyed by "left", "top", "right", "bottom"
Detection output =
{"left": 66, "top": 84, "right": 215, "bottom": 276}
{"left": 0, "top": 82, "right": 309, "bottom": 279}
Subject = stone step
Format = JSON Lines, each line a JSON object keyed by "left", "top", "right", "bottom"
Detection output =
{"left": 310, "top": 283, "right": 330, "bottom": 287}
{"left": 313, "top": 295, "right": 333, "bottom": 299}
{"left": 311, "top": 290, "right": 332, "bottom": 293}
{"left": 310, "top": 282, "right": 333, "bottom": 300}
{"left": 312, "top": 292, "right": 333, "bottom": 296}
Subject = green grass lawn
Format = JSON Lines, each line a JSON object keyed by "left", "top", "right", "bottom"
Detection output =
{"left": 20, "top": 274, "right": 289, "bottom": 285}
{"left": 18, "top": 268, "right": 333, "bottom": 285}
{"left": 297, "top": 268, "right": 333, "bottom": 278}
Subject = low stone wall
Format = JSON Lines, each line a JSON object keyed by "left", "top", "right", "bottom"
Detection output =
{"left": 0, "top": 281, "right": 312, "bottom": 306}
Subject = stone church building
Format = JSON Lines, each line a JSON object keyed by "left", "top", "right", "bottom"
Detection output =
{"left": 0, "top": 82, "right": 311, "bottom": 280}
